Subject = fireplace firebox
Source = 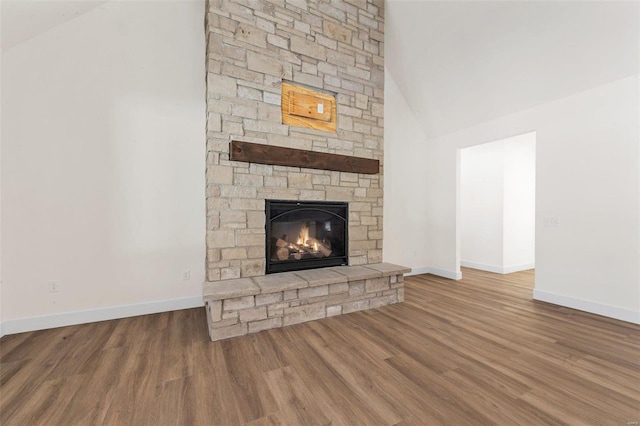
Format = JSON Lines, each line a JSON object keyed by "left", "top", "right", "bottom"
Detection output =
{"left": 265, "top": 200, "right": 348, "bottom": 274}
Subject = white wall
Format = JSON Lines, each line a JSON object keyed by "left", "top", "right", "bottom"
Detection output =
{"left": 1, "top": 0, "right": 206, "bottom": 336}
{"left": 460, "top": 140, "right": 505, "bottom": 270}
{"left": 383, "top": 70, "right": 431, "bottom": 275}
{"left": 417, "top": 75, "right": 639, "bottom": 323}
{"left": 503, "top": 135, "right": 536, "bottom": 269}
{"left": 460, "top": 133, "right": 536, "bottom": 273}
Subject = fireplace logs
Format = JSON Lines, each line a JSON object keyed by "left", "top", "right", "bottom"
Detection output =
{"left": 273, "top": 237, "right": 333, "bottom": 261}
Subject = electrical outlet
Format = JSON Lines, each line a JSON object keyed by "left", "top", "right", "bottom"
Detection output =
{"left": 182, "top": 270, "right": 191, "bottom": 281}
{"left": 543, "top": 217, "right": 560, "bottom": 227}
{"left": 49, "top": 281, "right": 60, "bottom": 292}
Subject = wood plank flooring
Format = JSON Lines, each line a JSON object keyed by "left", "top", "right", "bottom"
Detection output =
{"left": 1, "top": 268, "right": 639, "bottom": 425}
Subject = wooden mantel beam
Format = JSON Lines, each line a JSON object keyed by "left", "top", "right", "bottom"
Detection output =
{"left": 229, "top": 140, "right": 380, "bottom": 174}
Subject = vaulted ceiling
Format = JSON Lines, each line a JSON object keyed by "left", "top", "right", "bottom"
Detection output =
{"left": 3, "top": 0, "right": 638, "bottom": 140}
{"left": 386, "top": 0, "right": 639, "bottom": 138}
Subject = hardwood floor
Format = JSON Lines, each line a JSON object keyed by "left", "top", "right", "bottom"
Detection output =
{"left": 2, "top": 268, "right": 639, "bottom": 425}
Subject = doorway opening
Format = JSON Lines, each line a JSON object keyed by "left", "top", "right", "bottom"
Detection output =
{"left": 458, "top": 132, "right": 536, "bottom": 275}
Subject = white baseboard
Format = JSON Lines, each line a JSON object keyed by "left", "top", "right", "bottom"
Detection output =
{"left": 533, "top": 289, "right": 640, "bottom": 325}
{"left": 405, "top": 266, "right": 462, "bottom": 280}
{"left": 0, "top": 296, "right": 204, "bottom": 337}
{"left": 461, "top": 260, "right": 535, "bottom": 274}
{"left": 502, "top": 263, "right": 535, "bottom": 274}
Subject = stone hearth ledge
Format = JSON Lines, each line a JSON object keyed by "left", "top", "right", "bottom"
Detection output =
{"left": 203, "top": 263, "right": 411, "bottom": 341}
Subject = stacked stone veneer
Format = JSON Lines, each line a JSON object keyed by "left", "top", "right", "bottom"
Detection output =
{"left": 205, "top": 0, "right": 385, "bottom": 282}
{"left": 204, "top": 263, "right": 409, "bottom": 341}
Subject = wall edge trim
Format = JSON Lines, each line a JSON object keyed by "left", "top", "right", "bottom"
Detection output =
{"left": 533, "top": 289, "right": 640, "bottom": 325}
{"left": 1, "top": 296, "right": 204, "bottom": 337}
{"left": 461, "top": 260, "right": 535, "bottom": 274}
{"left": 405, "top": 266, "right": 462, "bottom": 280}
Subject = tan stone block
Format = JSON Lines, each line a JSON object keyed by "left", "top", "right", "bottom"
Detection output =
{"left": 236, "top": 232, "right": 264, "bottom": 247}
{"left": 327, "top": 305, "right": 342, "bottom": 317}
{"left": 365, "top": 263, "right": 412, "bottom": 277}
{"left": 268, "top": 308, "right": 284, "bottom": 317}
{"left": 231, "top": 198, "right": 264, "bottom": 211}
{"left": 349, "top": 280, "right": 365, "bottom": 296}
{"left": 208, "top": 300, "right": 222, "bottom": 322}
{"left": 241, "top": 259, "right": 265, "bottom": 277}
{"left": 365, "top": 277, "right": 389, "bottom": 293}
{"left": 248, "top": 51, "right": 291, "bottom": 78}
{"left": 299, "top": 190, "right": 325, "bottom": 200}
{"left": 247, "top": 246, "right": 265, "bottom": 258}
{"left": 258, "top": 102, "right": 281, "bottom": 122}
{"left": 243, "top": 118, "right": 289, "bottom": 135}
{"left": 203, "top": 277, "right": 259, "bottom": 301}
{"left": 369, "top": 294, "right": 398, "bottom": 309}
{"left": 371, "top": 102, "right": 383, "bottom": 117}
{"left": 207, "top": 230, "right": 235, "bottom": 248}
{"left": 209, "top": 322, "right": 247, "bottom": 341}
{"left": 234, "top": 173, "right": 263, "bottom": 187}
{"left": 224, "top": 295, "right": 255, "bottom": 311}
{"left": 350, "top": 202, "right": 372, "bottom": 212}
{"left": 249, "top": 317, "right": 283, "bottom": 333}
{"left": 268, "top": 302, "right": 289, "bottom": 317}
{"left": 298, "top": 285, "right": 328, "bottom": 299}
{"left": 290, "top": 35, "right": 326, "bottom": 60}
{"left": 342, "top": 299, "right": 370, "bottom": 314}
{"left": 220, "top": 185, "right": 257, "bottom": 198}
{"left": 235, "top": 23, "right": 267, "bottom": 48}
{"left": 221, "top": 248, "right": 247, "bottom": 260}
{"left": 208, "top": 112, "right": 222, "bottom": 132}
{"left": 354, "top": 188, "right": 367, "bottom": 198}
{"left": 284, "top": 290, "right": 298, "bottom": 300}
{"left": 350, "top": 240, "right": 377, "bottom": 250}
{"left": 247, "top": 211, "right": 266, "bottom": 229}
{"left": 209, "top": 314, "right": 238, "bottom": 328}
{"left": 288, "top": 173, "right": 313, "bottom": 189}
{"left": 222, "top": 311, "right": 238, "bottom": 320}
{"left": 312, "top": 174, "right": 331, "bottom": 186}
{"left": 329, "top": 282, "right": 349, "bottom": 294}
{"left": 331, "top": 266, "right": 381, "bottom": 281}
{"left": 239, "top": 306, "right": 268, "bottom": 322}
{"left": 207, "top": 268, "right": 221, "bottom": 281}
{"left": 293, "top": 268, "right": 345, "bottom": 287}
{"left": 323, "top": 21, "right": 352, "bottom": 43}
{"left": 355, "top": 93, "right": 368, "bottom": 110}
{"left": 256, "top": 292, "right": 283, "bottom": 306}
{"left": 267, "top": 32, "right": 288, "bottom": 49}
{"left": 367, "top": 188, "right": 384, "bottom": 198}
{"left": 283, "top": 302, "right": 326, "bottom": 326}
{"left": 254, "top": 272, "right": 307, "bottom": 293}
{"left": 368, "top": 250, "right": 383, "bottom": 263}
{"left": 397, "top": 288, "right": 405, "bottom": 302}
{"left": 208, "top": 73, "right": 237, "bottom": 97}
{"left": 220, "top": 210, "right": 246, "bottom": 226}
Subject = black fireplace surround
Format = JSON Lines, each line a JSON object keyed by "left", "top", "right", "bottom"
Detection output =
{"left": 265, "top": 200, "right": 348, "bottom": 274}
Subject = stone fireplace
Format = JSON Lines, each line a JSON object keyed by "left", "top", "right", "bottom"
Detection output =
{"left": 203, "top": 0, "right": 409, "bottom": 341}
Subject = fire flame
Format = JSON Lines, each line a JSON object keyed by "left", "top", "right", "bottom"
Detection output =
{"left": 297, "top": 226, "right": 309, "bottom": 246}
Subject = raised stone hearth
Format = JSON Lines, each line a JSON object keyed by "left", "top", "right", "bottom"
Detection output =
{"left": 204, "top": 263, "right": 410, "bottom": 341}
